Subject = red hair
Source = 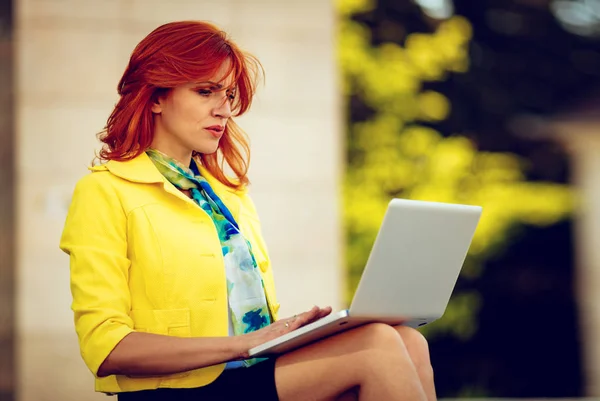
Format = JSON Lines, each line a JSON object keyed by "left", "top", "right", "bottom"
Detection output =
{"left": 97, "top": 21, "right": 262, "bottom": 189}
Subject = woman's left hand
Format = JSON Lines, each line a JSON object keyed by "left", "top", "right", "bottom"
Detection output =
{"left": 279, "top": 305, "right": 333, "bottom": 331}
{"left": 239, "top": 305, "right": 333, "bottom": 353}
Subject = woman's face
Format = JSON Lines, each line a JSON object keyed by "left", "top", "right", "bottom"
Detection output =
{"left": 150, "top": 59, "right": 235, "bottom": 164}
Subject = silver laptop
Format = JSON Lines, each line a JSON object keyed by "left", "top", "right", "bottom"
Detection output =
{"left": 248, "top": 198, "right": 482, "bottom": 357}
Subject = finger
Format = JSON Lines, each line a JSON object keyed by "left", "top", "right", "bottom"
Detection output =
{"left": 303, "top": 306, "right": 332, "bottom": 326}
{"left": 306, "top": 306, "right": 329, "bottom": 320}
{"left": 283, "top": 307, "right": 315, "bottom": 323}
{"left": 294, "top": 306, "right": 317, "bottom": 322}
{"left": 281, "top": 318, "right": 299, "bottom": 333}
{"left": 306, "top": 305, "right": 320, "bottom": 316}
{"left": 303, "top": 308, "right": 327, "bottom": 326}
{"left": 318, "top": 306, "right": 333, "bottom": 319}
{"left": 284, "top": 316, "right": 303, "bottom": 331}
{"left": 304, "top": 306, "right": 321, "bottom": 321}
{"left": 289, "top": 310, "right": 316, "bottom": 329}
{"left": 284, "top": 306, "right": 330, "bottom": 330}
{"left": 280, "top": 313, "right": 304, "bottom": 329}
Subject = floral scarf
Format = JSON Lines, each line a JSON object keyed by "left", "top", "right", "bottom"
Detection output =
{"left": 146, "top": 149, "right": 271, "bottom": 367}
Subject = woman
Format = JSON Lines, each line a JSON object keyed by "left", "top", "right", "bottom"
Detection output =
{"left": 59, "top": 21, "right": 436, "bottom": 401}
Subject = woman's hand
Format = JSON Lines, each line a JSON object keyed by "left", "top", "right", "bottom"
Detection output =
{"left": 238, "top": 305, "right": 332, "bottom": 357}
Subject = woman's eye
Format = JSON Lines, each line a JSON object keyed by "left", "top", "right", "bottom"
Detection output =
{"left": 227, "top": 89, "right": 237, "bottom": 100}
{"left": 198, "top": 89, "right": 212, "bottom": 96}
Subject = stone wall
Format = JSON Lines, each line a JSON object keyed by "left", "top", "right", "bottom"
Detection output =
{"left": 14, "top": 1, "right": 341, "bottom": 399}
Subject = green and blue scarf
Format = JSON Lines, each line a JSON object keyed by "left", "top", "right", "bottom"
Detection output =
{"left": 147, "top": 149, "right": 271, "bottom": 367}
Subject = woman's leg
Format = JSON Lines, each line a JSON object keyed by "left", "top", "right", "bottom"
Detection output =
{"left": 393, "top": 326, "right": 436, "bottom": 401}
{"left": 274, "top": 323, "right": 428, "bottom": 401}
{"left": 331, "top": 327, "right": 436, "bottom": 401}
{"left": 335, "top": 388, "right": 359, "bottom": 401}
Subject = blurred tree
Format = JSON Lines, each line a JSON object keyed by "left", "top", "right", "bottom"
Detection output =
{"left": 337, "top": 0, "right": 573, "bottom": 342}
{"left": 337, "top": 0, "right": 598, "bottom": 397}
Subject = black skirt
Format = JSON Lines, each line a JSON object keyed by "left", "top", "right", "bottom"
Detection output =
{"left": 117, "top": 358, "right": 279, "bottom": 401}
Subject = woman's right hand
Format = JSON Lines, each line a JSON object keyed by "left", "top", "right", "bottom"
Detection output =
{"left": 239, "top": 305, "right": 332, "bottom": 357}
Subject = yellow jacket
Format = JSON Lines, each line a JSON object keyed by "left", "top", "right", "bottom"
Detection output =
{"left": 59, "top": 152, "right": 280, "bottom": 393}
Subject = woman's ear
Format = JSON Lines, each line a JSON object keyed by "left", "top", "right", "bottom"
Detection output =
{"left": 151, "top": 88, "right": 168, "bottom": 114}
{"left": 151, "top": 101, "right": 162, "bottom": 114}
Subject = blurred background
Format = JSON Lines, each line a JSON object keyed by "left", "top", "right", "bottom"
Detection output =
{"left": 0, "top": 0, "right": 599, "bottom": 400}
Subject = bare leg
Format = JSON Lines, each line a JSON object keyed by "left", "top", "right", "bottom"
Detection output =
{"left": 335, "top": 388, "right": 359, "bottom": 401}
{"left": 274, "top": 323, "right": 427, "bottom": 401}
{"left": 332, "top": 327, "right": 435, "bottom": 401}
{"left": 393, "top": 326, "right": 436, "bottom": 401}
{"left": 335, "top": 387, "right": 359, "bottom": 401}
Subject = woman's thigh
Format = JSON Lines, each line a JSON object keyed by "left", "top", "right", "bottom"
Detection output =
{"left": 273, "top": 323, "right": 412, "bottom": 401}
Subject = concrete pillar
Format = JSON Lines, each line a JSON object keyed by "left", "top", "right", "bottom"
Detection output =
{"left": 553, "top": 121, "right": 600, "bottom": 396}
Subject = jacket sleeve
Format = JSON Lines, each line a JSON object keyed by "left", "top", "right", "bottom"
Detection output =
{"left": 59, "top": 173, "right": 134, "bottom": 377}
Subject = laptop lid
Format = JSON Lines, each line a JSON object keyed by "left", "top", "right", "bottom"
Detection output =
{"left": 349, "top": 199, "right": 482, "bottom": 322}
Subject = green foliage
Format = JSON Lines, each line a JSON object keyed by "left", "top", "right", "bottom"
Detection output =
{"left": 338, "top": 1, "right": 573, "bottom": 339}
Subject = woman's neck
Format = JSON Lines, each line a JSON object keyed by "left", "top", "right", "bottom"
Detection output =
{"left": 148, "top": 141, "right": 193, "bottom": 167}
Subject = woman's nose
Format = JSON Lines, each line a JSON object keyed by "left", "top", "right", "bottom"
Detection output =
{"left": 213, "top": 95, "right": 232, "bottom": 119}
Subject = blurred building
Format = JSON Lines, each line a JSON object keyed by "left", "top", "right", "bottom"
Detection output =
{"left": 513, "top": 91, "right": 600, "bottom": 396}
{"left": 12, "top": 0, "right": 341, "bottom": 400}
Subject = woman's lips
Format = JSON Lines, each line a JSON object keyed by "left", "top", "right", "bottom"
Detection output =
{"left": 205, "top": 125, "right": 224, "bottom": 138}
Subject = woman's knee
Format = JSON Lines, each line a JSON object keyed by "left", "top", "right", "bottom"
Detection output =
{"left": 395, "top": 326, "right": 430, "bottom": 356}
{"left": 394, "top": 326, "right": 433, "bottom": 373}
{"left": 353, "top": 323, "right": 408, "bottom": 353}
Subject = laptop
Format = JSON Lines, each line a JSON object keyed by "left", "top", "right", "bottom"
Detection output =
{"left": 248, "top": 198, "right": 482, "bottom": 357}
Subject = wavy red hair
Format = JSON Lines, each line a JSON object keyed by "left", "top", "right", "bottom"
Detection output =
{"left": 97, "top": 21, "right": 262, "bottom": 189}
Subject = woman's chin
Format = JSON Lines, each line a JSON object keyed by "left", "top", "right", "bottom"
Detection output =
{"left": 194, "top": 145, "right": 219, "bottom": 155}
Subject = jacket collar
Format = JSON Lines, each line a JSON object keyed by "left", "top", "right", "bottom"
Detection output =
{"left": 90, "top": 152, "right": 164, "bottom": 184}
{"left": 90, "top": 152, "right": 246, "bottom": 218}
